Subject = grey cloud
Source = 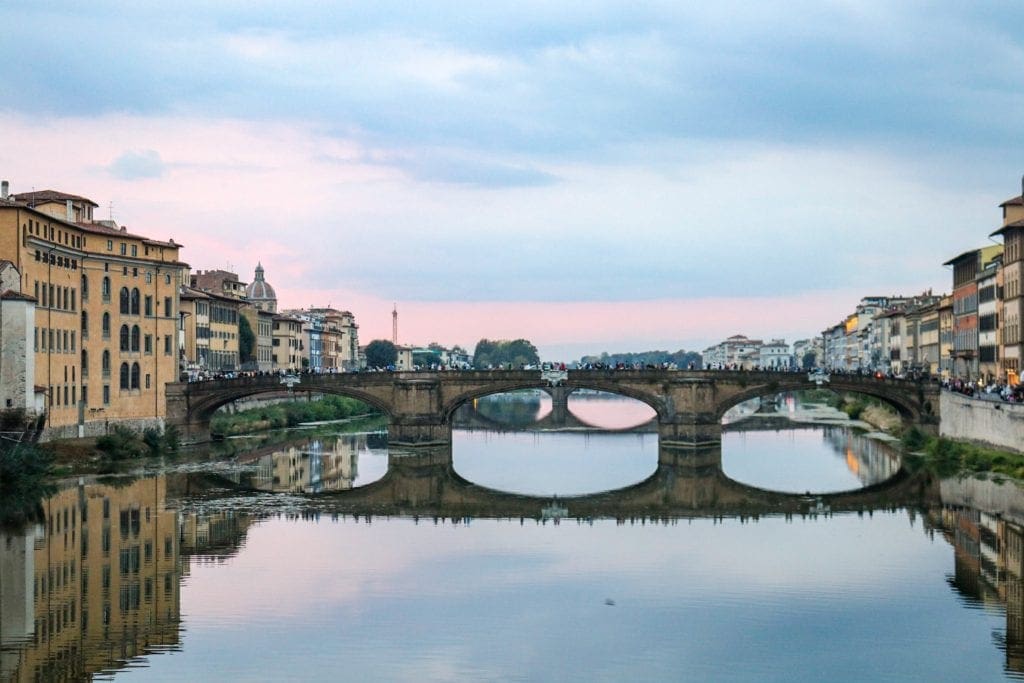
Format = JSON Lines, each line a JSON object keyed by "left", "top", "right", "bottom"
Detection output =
{"left": 108, "top": 150, "right": 167, "bottom": 180}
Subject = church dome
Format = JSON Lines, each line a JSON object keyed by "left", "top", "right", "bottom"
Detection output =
{"left": 245, "top": 263, "right": 278, "bottom": 312}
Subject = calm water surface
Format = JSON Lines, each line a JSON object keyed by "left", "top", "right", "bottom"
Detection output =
{"left": 3, "top": 395, "right": 1023, "bottom": 682}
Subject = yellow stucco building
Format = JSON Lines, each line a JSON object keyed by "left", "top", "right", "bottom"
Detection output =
{"left": 0, "top": 188, "right": 187, "bottom": 439}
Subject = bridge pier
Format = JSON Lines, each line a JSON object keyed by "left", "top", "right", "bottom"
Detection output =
{"left": 167, "top": 417, "right": 211, "bottom": 445}
{"left": 546, "top": 385, "right": 571, "bottom": 427}
{"left": 658, "top": 413, "right": 722, "bottom": 448}
{"left": 658, "top": 444, "right": 722, "bottom": 475}
{"left": 387, "top": 416, "right": 451, "bottom": 447}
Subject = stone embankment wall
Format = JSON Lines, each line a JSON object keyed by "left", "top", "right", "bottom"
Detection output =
{"left": 940, "top": 392, "right": 1024, "bottom": 455}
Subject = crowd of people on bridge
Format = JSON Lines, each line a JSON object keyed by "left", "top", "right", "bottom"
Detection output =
{"left": 942, "top": 377, "right": 1024, "bottom": 402}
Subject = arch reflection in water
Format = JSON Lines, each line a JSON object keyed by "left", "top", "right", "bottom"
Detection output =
{"left": 721, "top": 425, "right": 902, "bottom": 494}
{"left": 239, "top": 432, "right": 388, "bottom": 493}
{"left": 452, "top": 429, "right": 658, "bottom": 496}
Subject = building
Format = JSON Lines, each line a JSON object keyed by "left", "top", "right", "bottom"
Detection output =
{"left": 188, "top": 270, "right": 245, "bottom": 374}
{"left": 977, "top": 257, "right": 1002, "bottom": 382}
{"left": 0, "top": 186, "right": 187, "bottom": 439}
{"left": 944, "top": 245, "right": 1003, "bottom": 381}
{"left": 272, "top": 314, "right": 304, "bottom": 372}
{"left": 244, "top": 262, "right": 277, "bottom": 313}
{"left": 758, "top": 339, "right": 791, "bottom": 369}
{"left": 938, "top": 295, "right": 954, "bottom": 379}
{"left": 0, "top": 261, "right": 38, "bottom": 414}
{"left": 703, "top": 335, "right": 764, "bottom": 369}
{"left": 992, "top": 193, "right": 1024, "bottom": 385}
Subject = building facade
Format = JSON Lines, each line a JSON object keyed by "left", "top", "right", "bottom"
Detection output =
{"left": 0, "top": 188, "right": 187, "bottom": 439}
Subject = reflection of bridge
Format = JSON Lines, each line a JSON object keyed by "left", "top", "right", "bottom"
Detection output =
{"left": 193, "top": 444, "right": 938, "bottom": 521}
{"left": 166, "top": 370, "right": 939, "bottom": 446}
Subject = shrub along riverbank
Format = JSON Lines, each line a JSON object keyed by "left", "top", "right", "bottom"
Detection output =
{"left": 211, "top": 395, "right": 379, "bottom": 437}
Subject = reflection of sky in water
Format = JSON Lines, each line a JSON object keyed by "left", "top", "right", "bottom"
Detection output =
{"left": 566, "top": 394, "right": 656, "bottom": 429}
{"left": 453, "top": 430, "right": 657, "bottom": 496}
{"left": 722, "top": 429, "right": 882, "bottom": 493}
{"left": 130, "top": 513, "right": 1012, "bottom": 683}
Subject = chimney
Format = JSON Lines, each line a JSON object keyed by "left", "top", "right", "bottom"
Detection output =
{"left": 66, "top": 199, "right": 73, "bottom": 221}
{"left": 0, "top": 180, "right": 7, "bottom": 200}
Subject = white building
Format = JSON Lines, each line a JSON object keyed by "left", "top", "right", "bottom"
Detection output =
{"left": 758, "top": 339, "right": 791, "bottom": 369}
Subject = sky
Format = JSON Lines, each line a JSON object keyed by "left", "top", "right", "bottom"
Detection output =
{"left": 2, "top": 2, "right": 1023, "bottom": 360}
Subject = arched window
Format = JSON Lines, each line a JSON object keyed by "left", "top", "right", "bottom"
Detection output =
{"left": 119, "top": 325, "right": 130, "bottom": 352}
{"left": 102, "top": 276, "right": 111, "bottom": 301}
{"left": 131, "top": 363, "right": 140, "bottom": 390}
{"left": 130, "top": 288, "right": 140, "bottom": 315}
{"left": 81, "top": 273, "right": 89, "bottom": 300}
{"left": 131, "top": 325, "right": 140, "bottom": 352}
{"left": 102, "top": 312, "right": 110, "bottom": 338}
{"left": 81, "top": 349, "right": 88, "bottom": 378}
{"left": 102, "top": 350, "right": 110, "bottom": 374}
{"left": 81, "top": 311, "right": 88, "bottom": 338}
{"left": 120, "top": 363, "right": 130, "bottom": 390}
{"left": 119, "top": 287, "right": 130, "bottom": 314}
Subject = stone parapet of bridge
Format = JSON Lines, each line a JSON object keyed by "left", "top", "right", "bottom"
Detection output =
{"left": 165, "top": 369, "right": 940, "bottom": 446}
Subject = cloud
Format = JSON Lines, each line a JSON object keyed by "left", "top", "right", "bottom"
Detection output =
{"left": 400, "top": 155, "right": 558, "bottom": 188}
{"left": 108, "top": 149, "right": 167, "bottom": 180}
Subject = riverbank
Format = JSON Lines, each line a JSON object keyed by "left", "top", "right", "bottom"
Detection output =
{"left": 785, "top": 390, "right": 1024, "bottom": 480}
{"left": 211, "top": 394, "right": 378, "bottom": 437}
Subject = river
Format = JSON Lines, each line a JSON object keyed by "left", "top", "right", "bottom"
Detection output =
{"left": 1, "top": 393, "right": 1022, "bottom": 681}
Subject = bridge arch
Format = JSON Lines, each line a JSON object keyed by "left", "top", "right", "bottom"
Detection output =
{"left": 183, "top": 382, "right": 393, "bottom": 424}
{"left": 712, "top": 377, "right": 926, "bottom": 423}
{"left": 441, "top": 382, "right": 555, "bottom": 423}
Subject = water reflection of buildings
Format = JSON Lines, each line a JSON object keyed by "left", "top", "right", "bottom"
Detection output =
{"left": 821, "top": 427, "right": 901, "bottom": 486}
{"left": 248, "top": 434, "right": 367, "bottom": 493}
{"left": 928, "top": 479, "right": 1024, "bottom": 676}
{"left": 1, "top": 477, "right": 180, "bottom": 682}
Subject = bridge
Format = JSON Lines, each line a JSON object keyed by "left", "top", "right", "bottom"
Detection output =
{"left": 165, "top": 369, "right": 940, "bottom": 446}
{"left": 183, "top": 443, "right": 940, "bottom": 521}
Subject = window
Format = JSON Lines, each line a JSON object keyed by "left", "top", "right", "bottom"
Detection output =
{"left": 144, "top": 335, "right": 152, "bottom": 354}
{"left": 81, "top": 311, "right": 88, "bottom": 339}
{"left": 131, "top": 363, "right": 140, "bottom": 390}
{"left": 119, "top": 287, "right": 130, "bottom": 314}
{"left": 81, "top": 350, "right": 88, "bottom": 378}
{"left": 120, "top": 242, "right": 126, "bottom": 255}
{"left": 119, "top": 363, "right": 129, "bottom": 390}
{"left": 103, "top": 385, "right": 110, "bottom": 405}
{"left": 102, "top": 350, "right": 111, "bottom": 377}
{"left": 145, "top": 296, "right": 152, "bottom": 316}
{"left": 131, "top": 325, "right": 140, "bottom": 352}
{"left": 131, "top": 288, "right": 140, "bottom": 315}
{"left": 164, "top": 297, "right": 172, "bottom": 316}
{"left": 102, "top": 312, "right": 110, "bottom": 338}
{"left": 102, "top": 277, "right": 111, "bottom": 302}
{"left": 119, "top": 325, "right": 130, "bottom": 352}
{"left": 107, "top": 239, "right": 113, "bottom": 251}
{"left": 131, "top": 244, "right": 137, "bottom": 257}
{"left": 164, "top": 335, "right": 171, "bottom": 355}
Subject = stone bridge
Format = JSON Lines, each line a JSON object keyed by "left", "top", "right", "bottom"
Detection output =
{"left": 189, "top": 444, "right": 939, "bottom": 521}
{"left": 165, "top": 369, "right": 940, "bottom": 446}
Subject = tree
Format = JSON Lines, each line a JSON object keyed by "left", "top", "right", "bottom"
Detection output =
{"left": 238, "top": 315, "right": 256, "bottom": 365}
{"left": 365, "top": 339, "right": 397, "bottom": 368}
{"left": 472, "top": 338, "right": 540, "bottom": 368}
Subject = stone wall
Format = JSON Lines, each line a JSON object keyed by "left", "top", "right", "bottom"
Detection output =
{"left": 939, "top": 391, "right": 1024, "bottom": 454}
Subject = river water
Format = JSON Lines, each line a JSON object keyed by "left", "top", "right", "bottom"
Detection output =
{"left": 2, "top": 394, "right": 1023, "bottom": 682}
